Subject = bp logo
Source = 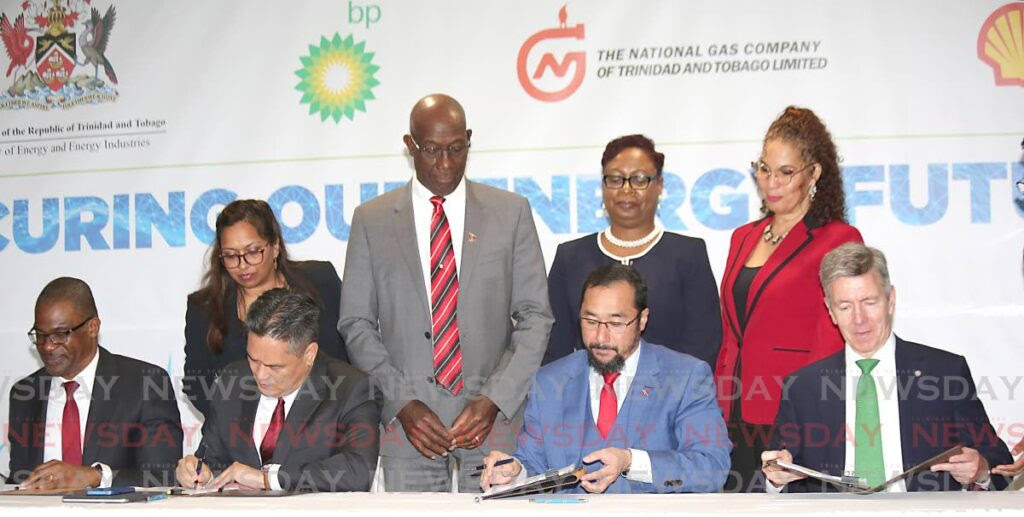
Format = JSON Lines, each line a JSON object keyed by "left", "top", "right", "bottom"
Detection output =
{"left": 295, "top": 33, "right": 379, "bottom": 123}
{"left": 0, "top": 0, "right": 119, "bottom": 110}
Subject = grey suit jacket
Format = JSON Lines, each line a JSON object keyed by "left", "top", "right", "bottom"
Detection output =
{"left": 339, "top": 180, "right": 553, "bottom": 458}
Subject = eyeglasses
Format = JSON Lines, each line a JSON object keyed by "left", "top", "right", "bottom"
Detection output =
{"left": 580, "top": 312, "right": 642, "bottom": 335}
{"left": 220, "top": 247, "right": 267, "bottom": 269}
{"left": 410, "top": 138, "right": 471, "bottom": 160}
{"left": 28, "top": 316, "right": 95, "bottom": 346}
{"left": 751, "top": 160, "right": 815, "bottom": 186}
{"left": 602, "top": 174, "right": 658, "bottom": 190}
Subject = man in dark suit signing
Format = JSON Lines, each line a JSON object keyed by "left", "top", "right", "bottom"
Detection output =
{"left": 761, "top": 243, "right": 1012, "bottom": 492}
{"left": 9, "top": 277, "right": 183, "bottom": 489}
{"left": 339, "top": 93, "right": 553, "bottom": 491}
{"left": 176, "top": 289, "right": 378, "bottom": 492}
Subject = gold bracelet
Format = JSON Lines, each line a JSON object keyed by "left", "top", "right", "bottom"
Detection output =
{"left": 262, "top": 468, "right": 270, "bottom": 490}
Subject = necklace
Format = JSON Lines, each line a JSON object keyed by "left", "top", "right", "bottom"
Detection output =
{"left": 237, "top": 273, "right": 287, "bottom": 318}
{"left": 604, "top": 222, "right": 663, "bottom": 248}
{"left": 762, "top": 224, "right": 787, "bottom": 245}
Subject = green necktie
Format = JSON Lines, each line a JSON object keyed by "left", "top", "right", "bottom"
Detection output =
{"left": 855, "top": 358, "right": 884, "bottom": 486}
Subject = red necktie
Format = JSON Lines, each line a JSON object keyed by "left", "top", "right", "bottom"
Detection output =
{"left": 429, "top": 196, "right": 463, "bottom": 395}
{"left": 259, "top": 398, "right": 284, "bottom": 465}
{"left": 597, "top": 372, "right": 621, "bottom": 439}
{"left": 61, "top": 380, "right": 83, "bottom": 465}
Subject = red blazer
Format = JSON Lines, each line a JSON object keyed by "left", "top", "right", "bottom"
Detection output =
{"left": 714, "top": 215, "right": 862, "bottom": 425}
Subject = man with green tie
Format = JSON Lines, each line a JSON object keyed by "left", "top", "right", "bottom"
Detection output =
{"left": 760, "top": 243, "right": 1012, "bottom": 492}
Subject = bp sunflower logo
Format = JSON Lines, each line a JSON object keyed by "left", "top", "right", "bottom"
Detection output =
{"left": 295, "top": 33, "right": 379, "bottom": 123}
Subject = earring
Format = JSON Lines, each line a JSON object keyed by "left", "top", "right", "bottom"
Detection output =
{"left": 809, "top": 183, "right": 817, "bottom": 201}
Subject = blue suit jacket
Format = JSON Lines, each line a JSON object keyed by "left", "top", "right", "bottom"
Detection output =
{"left": 514, "top": 341, "right": 731, "bottom": 493}
{"left": 771, "top": 336, "right": 1013, "bottom": 492}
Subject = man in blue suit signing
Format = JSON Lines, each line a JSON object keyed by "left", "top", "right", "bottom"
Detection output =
{"left": 480, "top": 264, "right": 730, "bottom": 493}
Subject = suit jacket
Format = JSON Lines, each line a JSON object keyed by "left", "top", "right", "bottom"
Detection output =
{"left": 339, "top": 180, "right": 554, "bottom": 458}
{"left": 8, "top": 347, "right": 183, "bottom": 486}
{"left": 184, "top": 260, "right": 348, "bottom": 420}
{"left": 199, "top": 353, "right": 379, "bottom": 492}
{"left": 515, "top": 342, "right": 731, "bottom": 493}
{"left": 770, "top": 337, "right": 1013, "bottom": 492}
{"left": 543, "top": 232, "right": 722, "bottom": 367}
{"left": 715, "top": 215, "right": 862, "bottom": 425}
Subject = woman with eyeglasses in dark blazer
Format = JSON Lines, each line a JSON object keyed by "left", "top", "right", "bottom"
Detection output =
{"left": 543, "top": 134, "right": 722, "bottom": 368}
{"left": 182, "top": 199, "right": 347, "bottom": 420}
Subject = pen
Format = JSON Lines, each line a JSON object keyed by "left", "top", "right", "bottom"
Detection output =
{"left": 530, "top": 497, "right": 588, "bottom": 504}
{"left": 194, "top": 443, "right": 207, "bottom": 477}
{"left": 473, "top": 457, "right": 515, "bottom": 471}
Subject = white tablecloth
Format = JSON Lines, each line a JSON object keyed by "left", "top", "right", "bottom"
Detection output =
{"left": 2, "top": 489, "right": 1024, "bottom": 516}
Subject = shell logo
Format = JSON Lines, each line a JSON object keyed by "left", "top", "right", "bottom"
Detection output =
{"left": 978, "top": 3, "right": 1024, "bottom": 87}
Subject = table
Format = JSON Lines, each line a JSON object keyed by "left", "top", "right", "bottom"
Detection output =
{"left": 2, "top": 490, "right": 1024, "bottom": 516}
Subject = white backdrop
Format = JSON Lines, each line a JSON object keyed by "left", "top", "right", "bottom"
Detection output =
{"left": 1, "top": 0, "right": 1022, "bottom": 470}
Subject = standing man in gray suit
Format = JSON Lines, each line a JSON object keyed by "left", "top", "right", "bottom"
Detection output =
{"left": 339, "top": 93, "right": 553, "bottom": 492}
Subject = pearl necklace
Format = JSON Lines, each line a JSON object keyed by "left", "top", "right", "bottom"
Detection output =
{"left": 604, "top": 222, "right": 663, "bottom": 248}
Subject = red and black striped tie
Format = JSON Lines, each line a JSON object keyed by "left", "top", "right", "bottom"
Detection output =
{"left": 429, "top": 196, "right": 463, "bottom": 395}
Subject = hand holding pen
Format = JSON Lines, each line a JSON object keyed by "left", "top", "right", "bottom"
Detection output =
{"left": 175, "top": 443, "right": 212, "bottom": 489}
{"left": 479, "top": 453, "right": 521, "bottom": 491}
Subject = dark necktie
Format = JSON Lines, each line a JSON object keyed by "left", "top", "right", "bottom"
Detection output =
{"left": 429, "top": 196, "right": 463, "bottom": 395}
{"left": 259, "top": 398, "right": 285, "bottom": 465}
{"left": 61, "top": 380, "right": 83, "bottom": 465}
{"left": 597, "top": 372, "right": 621, "bottom": 439}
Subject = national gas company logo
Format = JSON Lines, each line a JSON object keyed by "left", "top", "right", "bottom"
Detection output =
{"left": 517, "top": 4, "right": 586, "bottom": 102}
{"left": 0, "top": 0, "right": 119, "bottom": 110}
{"left": 977, "top": 2, "right": 1024, "bottom": 87}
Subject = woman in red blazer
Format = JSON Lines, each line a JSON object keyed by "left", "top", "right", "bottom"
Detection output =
{"left": 716, "top": 107, "right": 862, "bottom": 491}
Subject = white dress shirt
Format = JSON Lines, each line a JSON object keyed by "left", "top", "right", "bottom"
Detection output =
{"left": 843, "top": 332, "right": 906, "bottom": 492}
{"left": 510, "top": 343, "right": 653, "bottom": 485}
{"left": 43, "top": 349, "right": 112, "bottom": 487}
{"left": 411, "top": 176, "right": 466, "bottom": 307}
{"left": 253, "top": 388, "right": 300, "bottom": 491}
{"left": 587, "top": 342, "right": 653, "bottom": 483}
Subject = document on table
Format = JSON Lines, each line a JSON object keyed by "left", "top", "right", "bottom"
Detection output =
{"left": 478, "top": 464, "right": 587, "bottom": 501}
{"left": 134, "top": 485, "right": 299, "bottom": 497}
{"left": 772, "top": 445, "right": 963, "bottom": 494}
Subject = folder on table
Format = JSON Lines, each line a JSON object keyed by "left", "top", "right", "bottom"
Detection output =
{"left": 478, "top": 464, "right": 587, "bottom": 501}
{"left": 771, "top": 445, "right": 963, "bottom": 494}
